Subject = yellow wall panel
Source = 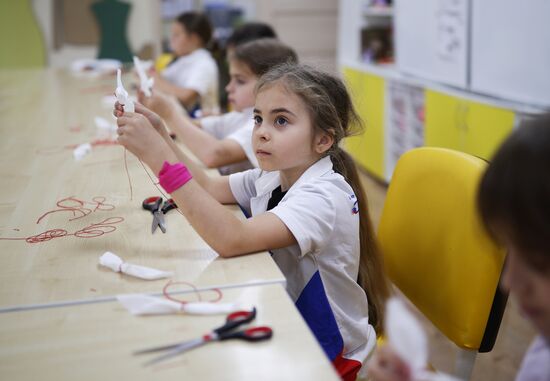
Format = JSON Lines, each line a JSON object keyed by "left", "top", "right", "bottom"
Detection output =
{"left": 463, "top": 101, "right": 515, "bottom": 160}
{"left": 343, "top": 67, "right": 385, "bottom": 178}
{"left": 425, "top": 90, "right": 463, "bottom": 151}
{"left": 425, "top": 90, "right": 515, "bottom": 160}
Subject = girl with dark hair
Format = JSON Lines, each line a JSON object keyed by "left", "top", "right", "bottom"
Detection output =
{"left": 115, "top": 63, "right": 391, "bottom": 380}
{"left": 153, "top": 11, "right": 219, "bottom": 114}
{"left": 368, "top": 114, "right": 550, "bottom": 381}
{"left": 138, "top": 38, "right": 298, "bottom": 175}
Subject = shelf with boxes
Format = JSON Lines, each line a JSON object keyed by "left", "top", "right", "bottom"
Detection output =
{"left": 338, "top": 0, "right": 550, "bottom": 182}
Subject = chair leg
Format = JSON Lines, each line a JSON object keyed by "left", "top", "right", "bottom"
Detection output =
{"left": 454, "top": 349, "right": 477, "bottom": 380}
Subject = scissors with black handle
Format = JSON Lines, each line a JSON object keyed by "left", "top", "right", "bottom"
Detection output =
{"left": 142, "top": 197, "right": 177, "bottom": 234}
{"left": 134, "top": 308, "right": 272, "bottom": 366}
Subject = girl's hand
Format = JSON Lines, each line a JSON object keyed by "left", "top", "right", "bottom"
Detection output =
{"left": 367, "top": 345, "right": 412, "bottom": 381}
{"left": 116, "top": 112, "right": 175, "bottom": 174}
{"left": 115, "top": 101, "right": 170, "bottom": 141}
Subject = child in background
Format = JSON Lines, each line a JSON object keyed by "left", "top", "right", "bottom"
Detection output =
{"left": 154, "top": 11, "right": 219, "bottom": 114}
{"left": 368, "top": 114, "right": 550, "bottom": 381}
{"left": 225, "top": 22, "right": 277, "bottom": 54}
{"left": 115, "top": 63, "right": 391, "bottom": 380}
{"left": 218, "top": 21, "right": 278, "bottom": 109}
{"left": 140, "top": 39, "right": 297, "bottom": 174}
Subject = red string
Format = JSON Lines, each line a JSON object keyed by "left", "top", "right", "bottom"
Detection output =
{"left": 36, "top": 196, "right": 114, "bottom": 224}
{"left": 162, "top": 280, "right": 223, "bottom": 304}
{"left": 0, "top": 217, "right": 125, "bottom": 244}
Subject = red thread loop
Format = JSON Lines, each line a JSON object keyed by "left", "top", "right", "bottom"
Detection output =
{"left": 162, "top": 280, "right": 223, "bottom": 305}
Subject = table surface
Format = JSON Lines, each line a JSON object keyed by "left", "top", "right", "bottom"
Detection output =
{"left": 0, "top": 69, "right": 286, "bottom": 311}
{"left": 0, "top": 284, "right": 339, "bottom": 381}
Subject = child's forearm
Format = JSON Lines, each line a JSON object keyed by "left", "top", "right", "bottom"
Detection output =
{"left": 155, "top": 77, "right": 198, "bottom": 108}
{"left": 169, "top": 180, "right": 254, "bottom": 257}
{"left": 161, "top": 130, "right": 212, "bottom": 191}
{"left": 164, "top": 112, "right": 229, "bottom": 168}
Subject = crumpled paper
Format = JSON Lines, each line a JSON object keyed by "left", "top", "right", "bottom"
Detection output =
{"left": 99, "top": 251, "right": 173, "bottom": 280}
{"left": 116, "top": 294, "right": 245, "bottom": 315}
{"left": 73, "top": 143, "right": 92, "bottom": 161}
{"left": 385, "top": 298, "right": 462, "bottom": 381}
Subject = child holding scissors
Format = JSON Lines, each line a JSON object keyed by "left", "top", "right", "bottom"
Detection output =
{"left": 141, "top": 38, "right": 297, "bottom": 174}
{"left": 367, "top": 114, "right": 550, "bottom": 381}
{"left": 115, "top": 63, "right": 391, "bottom": 380}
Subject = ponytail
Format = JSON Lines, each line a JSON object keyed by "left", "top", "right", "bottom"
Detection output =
{"left": 256, "top": 63, "right": 392, "bottom": 334}
{"left": 331, "top": 148, "right": 392, "bottom": 334}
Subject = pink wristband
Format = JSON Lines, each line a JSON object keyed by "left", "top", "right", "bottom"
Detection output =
{"left": 158, "top": 161, "right": 193, "bottom": 193}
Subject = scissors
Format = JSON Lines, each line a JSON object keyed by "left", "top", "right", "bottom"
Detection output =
{"left": 142, "top": 196, "right": 177, "bottom": 234}
{"left": 134, "top": 308, "right": 272, "bottom": 366}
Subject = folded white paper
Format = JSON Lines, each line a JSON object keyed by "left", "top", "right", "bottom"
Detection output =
{"left": 116, "top": 294, "right": 243, "bottom": 315}
{"left": 385, "top": 298, "right": 461, "bottom": 381}
{"left": 133, "top": 56, "right": 154, "bottom": 97}
{"left": 99, "top": 251, "right": 173, "bottom": 280}
{"left": 73, "top": 143, "right": 92, "bottom": 161}
{"left": 115, "top": 69, "right": 135, "bottom": 113}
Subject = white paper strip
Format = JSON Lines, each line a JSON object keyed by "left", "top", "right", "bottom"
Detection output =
{"left": 116, "top": 294, "right": 243, "bottom": 316}
{"left": 133, "top": 56, "right": 154, "bottom": 97}
{"left": 99, "top": 251, "right": 173, "bottom": 280}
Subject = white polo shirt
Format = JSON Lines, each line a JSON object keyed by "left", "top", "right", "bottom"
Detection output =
{"left": 229, "top": 156, "right": 376, "bottom": 376}
{"left": 201, "top": 107, "right": 253, "bottom": 139}
{"left": 226, "top": 118, "right": 258, "bottom": 168}
{"left": 162, "top": 48, "right": 219, "bottom": 113}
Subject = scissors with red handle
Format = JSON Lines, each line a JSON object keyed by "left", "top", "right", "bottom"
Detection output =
{"left": 134, "top": 308, "right": 272, "bottom": 366}
{"left": 142, "top": 196, "right": 177, "bottom": 234}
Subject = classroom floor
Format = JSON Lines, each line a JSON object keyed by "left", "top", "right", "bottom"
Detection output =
{"left": 359, "top": 171, "right": 537, "bottom": 381}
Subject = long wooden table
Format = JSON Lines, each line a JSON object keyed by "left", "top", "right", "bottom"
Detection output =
{"left": 0, "top": 69, "right": 285, "bottom": 310}
{"left": 0, "top": 68, "right": 339, "bottom": 380}
{"left": 0, "top": 284, "right": 339, "bottom": 380}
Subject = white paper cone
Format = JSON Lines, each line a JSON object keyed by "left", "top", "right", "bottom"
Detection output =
{"left": 99, "top": 251, "right": 173, "bottom": 280}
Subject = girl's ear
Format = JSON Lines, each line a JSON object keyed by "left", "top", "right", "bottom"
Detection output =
{"left": 315, "top": 131, "right": 335, "bottom": 154}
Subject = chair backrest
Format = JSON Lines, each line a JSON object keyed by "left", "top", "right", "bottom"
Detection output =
{"left": 378, "top": 147, "right": 506, "bottom": 351}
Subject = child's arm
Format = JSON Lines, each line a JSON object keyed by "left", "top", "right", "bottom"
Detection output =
{"left": 151, "top": 73, "right": 199, "bottom": 110}
{"left": 138, "top": 90, "right": 247, "bottom": 168}
{"left": 116, "top": 112, "right": 296, "bottom": 257}
{"left": 115, "top": 103, "right": 232, "bottom": 203}
{"left": 163, "top": 107, "right": 248, "bottom": 168}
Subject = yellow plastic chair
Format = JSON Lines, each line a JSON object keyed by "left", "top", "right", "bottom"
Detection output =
{"left": 378, "top": 147, "right": 507, "bottom": 380}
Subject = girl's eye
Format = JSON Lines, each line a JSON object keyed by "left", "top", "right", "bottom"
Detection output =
{"left": 253, "top": 115, "right": 262, "bottom": 125}
{"left": 275, "top": 116, "right": 288, "bottom": 127}
{"left": 236, "top": 79, "right": 246, "bottom": 85}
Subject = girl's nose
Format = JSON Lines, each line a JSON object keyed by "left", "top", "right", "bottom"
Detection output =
{"left": 254, "top": 124, "right": 269, "bottom": 141}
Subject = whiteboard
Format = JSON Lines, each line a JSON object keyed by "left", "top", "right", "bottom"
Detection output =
{"left": 471, "top": 0, "right": 550, "bottom": 107}
{"left": 395, "top": 0, "right": 469, "bottom": 88}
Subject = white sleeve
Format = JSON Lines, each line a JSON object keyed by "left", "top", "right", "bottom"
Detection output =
{"left": 185, "top": 60, "right": 217, "bottom": 96}
{"left": 229, "top": 168, "right": 262, "bottom": 216}
{"left": 268, "top": 182, "right": 336, "bottom": 256}
{"left": 227, "top": 120, "right": 258, "bottom": 167}
{"left": 200, "top": 112, "right": 245, "bottom": 139}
